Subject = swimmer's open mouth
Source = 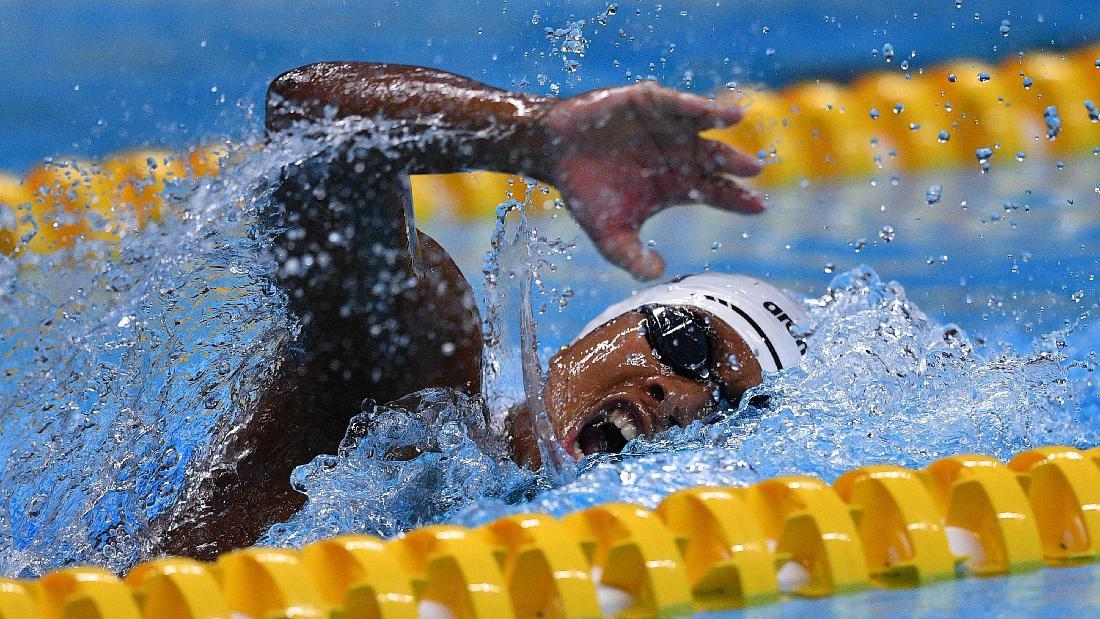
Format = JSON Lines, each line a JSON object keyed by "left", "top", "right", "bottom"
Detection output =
{"left": 569, "top": 401, "right": 646, "bottom": 458}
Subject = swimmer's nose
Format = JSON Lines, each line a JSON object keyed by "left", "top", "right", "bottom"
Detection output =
{"left": 645, "top": 377, "right": 716, "bottom": 430}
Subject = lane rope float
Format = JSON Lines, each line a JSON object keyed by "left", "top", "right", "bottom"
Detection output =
{"left": 1, "top": 445, "right": 1097, "bottom": 618}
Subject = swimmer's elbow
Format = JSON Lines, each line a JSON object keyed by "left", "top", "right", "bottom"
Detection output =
{"left": 266, "top": 63, "right": 345, "bottom": 133}
{"left": 267, "top": 61, "right": 396, "bottom": 133}
{"left": 266, "top": 65, "right": 315, "bottom": 133}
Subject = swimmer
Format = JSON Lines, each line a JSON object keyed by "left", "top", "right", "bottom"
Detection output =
{"left": 159, "top": 63, "right": 801, "bottom": 558}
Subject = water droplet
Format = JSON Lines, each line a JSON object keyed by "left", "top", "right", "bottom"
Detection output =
{"left": 954, "top": 0, "right": 963, "bottom": 7}
{"left": 761, "top": 25, "right": 771, "bottom": 34}
{"left": 823, "top": 263, "right": 836, "bottom": 273}
{"left": 869, "top": 108, "right": 880, "bottom": 120}
{"left": 1022, "top": 76, "right": 1033, "bottom": 89}
{"left": 879, "top": 225, "right": 896, "bottom": 242}
{"left": 977, "top": 71, "right": 991, "bottom": 82}
{"left": 925, "top": 184, "right": 943, "bottom": 205}
{"left": 849, "top": 238, "right": 868, "bottom": 253}
{"left": 975, "top": 147, "right": 994, "bottom": 173}
{"left": 882, "top": 43, "right": 895, "bottom": 62}
{"left": 1015, "top": 151, "right": 1026, "bottom": 161}
{"left": 530, "top": 11, "right": 541, "bottom": 25}
{"left": 1085, "top": 100, "right": 1099, "bottom": 123}
{"left": 892, "top": 103, "right": 905, "bottom": 114}
{"left": 999, "top": 19, "right": 1011, "bottom": 36}
{"left": 1043, "top": 105, "right": 1061, "bottom": 140}
{"left": 937, "top": 130, "right": 950, "bottom": 143}
{"left": 947, "top": 73, "right": 957, "bottom": 83}
{"left": 765, "top": 47, "right": 776, "bottom": 57}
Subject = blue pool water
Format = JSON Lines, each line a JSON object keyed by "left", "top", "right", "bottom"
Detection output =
{"left": 0, "top": 1, "right": 1097, "bottom": 614}
{"left": 732, "top": 564, "right": 1100, "bottom": 617}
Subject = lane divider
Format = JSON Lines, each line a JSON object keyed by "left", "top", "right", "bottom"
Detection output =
{"left": 711, "top": 43, "right": 1100, "bottom": 186}
{"left": 2, "top": 45, "right": 1097, "bottom": 257}
{"left": 1, "top": 445, "right": 1097, "bottom": 618}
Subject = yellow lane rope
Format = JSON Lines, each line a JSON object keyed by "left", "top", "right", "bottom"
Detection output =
{"left": 0, "top": 446, "right": 1097, "bottom": 617}
{"left": 1, "top": 44, "right": 1097, "bottom": 257}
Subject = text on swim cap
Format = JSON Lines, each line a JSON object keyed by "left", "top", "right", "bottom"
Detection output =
{"left": 701, "top": 293, "right": 784, "bottom": 370}
{"left": 763, "top": 301, "right": 808, "bottom": 355}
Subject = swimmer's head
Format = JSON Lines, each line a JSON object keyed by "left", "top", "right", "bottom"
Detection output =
{"left": 508, "top": 274, "right": 809, "bottom": 467}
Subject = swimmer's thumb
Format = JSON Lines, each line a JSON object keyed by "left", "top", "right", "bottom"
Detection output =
{"left": 594, "top": 228, "right": 665, "bottom": 281}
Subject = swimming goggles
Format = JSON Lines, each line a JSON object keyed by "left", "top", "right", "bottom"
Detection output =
{"left": 639, "top": 304, "right": 716, "bottom": 382}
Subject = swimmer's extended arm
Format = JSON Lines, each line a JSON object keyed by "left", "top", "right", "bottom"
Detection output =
{"left": 267, "top": 63, "right": 553, "bottom": 179}
{"left": 267, "top": 62, "right": 763, "bottom": 280}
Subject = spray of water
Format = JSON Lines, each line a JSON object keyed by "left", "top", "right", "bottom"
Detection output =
{"left": 261, "top": 265, "right": 1096, "bottom": 545}
{"left": 0, "top": 81, "right": 1095, "bottom": 580}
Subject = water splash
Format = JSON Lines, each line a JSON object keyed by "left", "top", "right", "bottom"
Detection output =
{"left": 0, "top": 122, "right": 1096, "bottom": 579}
{"left": 259, "top": 388, "right": 538, "bottom": 548}
{"left": 541, "top": 3, "right": 619, "bottom": 92}
{"left": 260, "top": 266, "right": 1096, "bottom": 543}
{"left": 0, "top": 112, "right": 500, "bottom": 576}
{"left": 0, "top": 136, "right": 301, "bottom": 576}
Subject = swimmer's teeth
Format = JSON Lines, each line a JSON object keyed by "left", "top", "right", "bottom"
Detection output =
{"left": 609, "top": 411, "right": 638, "bottom": 441}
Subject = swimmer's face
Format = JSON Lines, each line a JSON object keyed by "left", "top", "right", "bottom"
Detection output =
{"left": 507, "top": 306, "right": 763, "bottom": 467}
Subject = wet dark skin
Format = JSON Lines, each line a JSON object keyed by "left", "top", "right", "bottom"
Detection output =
{"left": 157, "top": 62, "right": 764, "bottom": 559}
{"left": 509, "top": 310, "right": 764, "bottom": 469}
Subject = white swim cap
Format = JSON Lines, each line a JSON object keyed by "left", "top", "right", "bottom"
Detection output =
{"left": 576, "top": 273, "right": 810, "bottom": 373}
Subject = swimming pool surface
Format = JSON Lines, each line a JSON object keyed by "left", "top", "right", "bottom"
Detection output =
{"left": 731, "top": 564, "right": 1100, "bottom": 617}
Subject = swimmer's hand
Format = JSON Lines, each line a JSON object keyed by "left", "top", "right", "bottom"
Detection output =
{"left": 543, "top": 82, "right": 764, "bottom": 280}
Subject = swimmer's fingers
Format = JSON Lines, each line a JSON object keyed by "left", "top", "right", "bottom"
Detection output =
{"left": 653, "top": 87, "right": 745, "bottom": 132}
{"left": 691, "top": 175, "right": 766, "bottom": 214}
{"left": 700, "top": 140, "right": 763, "bottom": 178}
{"left": 623, "top": 82, "right": 743, "bottom": 133}
{"left": 589, "top": 226, "right": 666, "bottom": 281}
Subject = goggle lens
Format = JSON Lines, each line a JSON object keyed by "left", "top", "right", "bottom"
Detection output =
{"left": 640, "top": 305, "right": 713, "bottom": 381}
